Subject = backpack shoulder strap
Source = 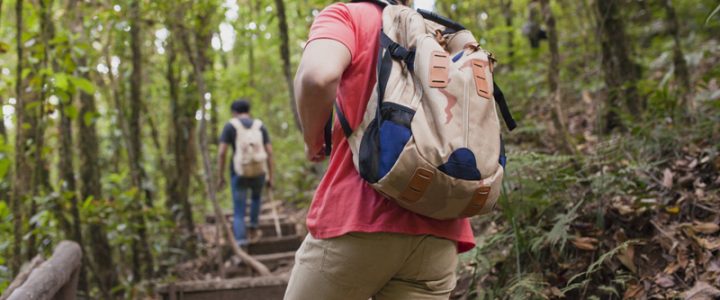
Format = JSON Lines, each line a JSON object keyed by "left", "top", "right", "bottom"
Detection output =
{"left": 229, "top": 118, "right": 243, "bottom": 131}
{"left": 251, "top": 119, "right": 263, "bottom": 130}
{"left": 349, "top": 0, "right": 395, "bottom": 8}
{"left": 493, "top": 82, "right": 517, "bottom": 131}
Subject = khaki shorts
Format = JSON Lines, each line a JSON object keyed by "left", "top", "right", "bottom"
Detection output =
{"left": 284, "top": 232, "right": 458, "bottom": 300}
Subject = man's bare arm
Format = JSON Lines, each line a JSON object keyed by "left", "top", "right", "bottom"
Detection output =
{"left": 264, "top": 143, "right": 274, "bottom": 187}
{"left": 294, "top": 39, "right": 352, "bottom": 161}
{"left": 217, "top": 143, "right": 229, "bottom": 188}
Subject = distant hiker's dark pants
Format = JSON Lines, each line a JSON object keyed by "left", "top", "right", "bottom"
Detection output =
{"left": 284, "top": 232, "right": 458, "bottom": 300}
{"left": 231, "top": 174, "right": 265, "bottom": 245}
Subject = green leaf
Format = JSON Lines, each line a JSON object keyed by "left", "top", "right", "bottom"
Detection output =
{"left": 64, "top": 105, "right": 78, "bottom": 119}
{"left": 707, "top": 4, "right": 720, "bottom": 25}
{"left": 70, "top": 76, "right": 95, "bottom": 94}
{"left": 82, "top": 196, "right": 95, "bottom": 210}
{"left": 55, "top": 73, "right": 70, "bottom": 91}
{"left": 0, "top": 158, "right": 10, "bottom": 179}
{"left": 83, "top": 111, "right": 96, "bottom": 126}
{"left": 0, "top": 42, "right": 9, "bottom": 54}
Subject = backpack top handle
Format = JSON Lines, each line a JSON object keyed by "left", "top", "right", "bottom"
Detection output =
{"left": 416, "top": 8, "right": 465, "bottom": 33}
{"left": 350, "top": 0, "right": 466, "bottom": 33}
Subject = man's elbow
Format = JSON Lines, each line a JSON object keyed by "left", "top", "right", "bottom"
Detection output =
{"left": 297, "top": 68, "right": 340, "bottom": 92}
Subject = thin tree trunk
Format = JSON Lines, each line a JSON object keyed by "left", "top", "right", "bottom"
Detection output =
{"left": 178, "top": 24, "right": 271, "bottom": 276}
{"left": 193, "top": 12, "right": 218, "bottom": 146}
{"left": 41, "top": 0, "right": 75, "bottom": 243}
{"left": 274, "top": 0, "right": 301, "bottom": 130}
{"left": 596, "top": 0, "right": 641, "bottom": 132}
{"left": 128, "top": 0, "right": 154, "bottom": 281}
{"left": 69, "top": 0, "right": 118, "bottom": 297}
{"left": 165, "top": 36, "right": 197, "bottom": 256}
{"left": 27, "top": 0, "right": 55, "bottom": 261}
{"left": 0, "top": 0, "right": 8, "bottom": 251}
{"left": 11, "top": 0, "right": 27, "bottom": 276}
{"left": 662, "top": 0, "right": 692, "bottom": 114}
{"left": 500, "top": 0, "right": 514, "bottom": 70}
{"left": 247, "top": 0, "right": 256, "bottom": 89}
{"left": 58, "top": 0, "right": 86, "bottom": 293}
{"left": 541, "top": 0, "right": 575, "bottom": 154}
{"left": 0, "top": 0, "right": 3, "bottom": 139}
{"left": 78, "top": 64, "right": 117, "bottom": 300}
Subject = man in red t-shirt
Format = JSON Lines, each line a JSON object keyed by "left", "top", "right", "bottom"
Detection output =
{"left": 285, "top": 1, "right": 475, "bottom": 299}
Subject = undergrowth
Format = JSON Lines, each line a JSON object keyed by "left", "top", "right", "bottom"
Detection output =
{"left": 458, "top": 107, "right": 719, "bottom": 299}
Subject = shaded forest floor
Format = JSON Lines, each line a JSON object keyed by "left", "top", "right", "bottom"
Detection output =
{"left": 450, "top": 95, "right": 720, "bottom": 298}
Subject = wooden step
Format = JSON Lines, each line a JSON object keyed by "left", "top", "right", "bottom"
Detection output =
{"left": 206, "top": 213, "right": 289, "bottom": 225}
{"left": 247, "top": 235, "right": 303, "bottom": 255}
{"left": 226, "top": 252, "right": 295, "bottom": 277}
{"left": 158, "top": 275, "right": 289, "bottom": 300}
{"left": 258, "top": 222, "right": 296, "bottom": 237}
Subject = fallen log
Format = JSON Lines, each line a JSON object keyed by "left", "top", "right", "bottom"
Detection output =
{"left": 6, "top": 241, "right": 82, "bottom": 300}
{"left": 0, "top": 256, "right": 45, "bottom": 300}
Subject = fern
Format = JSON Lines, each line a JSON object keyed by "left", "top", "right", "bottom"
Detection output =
{"left": 707, "top": 3, "right": 720, "bottom": 25}
{"left": 505, "top": 273, "right": 549, "bottom": 300}
{"left": 531, "top": 199, "right": 584, "bottom": 253}
{"left": 562, "top": 240, "right": 640, "bottom": 294}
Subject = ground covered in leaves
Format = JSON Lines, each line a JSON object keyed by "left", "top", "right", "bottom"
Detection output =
{"left": 452, "top": 103, "right": 719, "bottom": 299}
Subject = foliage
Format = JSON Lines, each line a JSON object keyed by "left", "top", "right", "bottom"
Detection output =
{"left": 0, "top": 0, "right": 718, "bottom": 298}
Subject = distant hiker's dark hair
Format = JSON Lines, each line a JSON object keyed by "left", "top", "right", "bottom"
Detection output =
{"left": 231, "top": 99, "right": 250, "bottom": 114}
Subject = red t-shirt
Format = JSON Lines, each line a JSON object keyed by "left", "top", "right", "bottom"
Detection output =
{"left": 305, "top": 2, "right": 475, "bottom": 253}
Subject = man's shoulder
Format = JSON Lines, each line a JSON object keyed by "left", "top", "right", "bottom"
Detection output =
{"left": 321, "top": 2, "right": 381, "bottom": 20}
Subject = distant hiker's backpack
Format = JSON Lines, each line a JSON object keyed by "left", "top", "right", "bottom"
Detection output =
{"left": 328, "top": 0, "right": 517, "bottom": 220}
{"left": 230, "top": 118, "right": 268, "bottom": 177}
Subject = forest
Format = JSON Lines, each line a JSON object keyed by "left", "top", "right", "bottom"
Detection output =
{"left": 0, "top": 0, "right": 719, "bottom": 299}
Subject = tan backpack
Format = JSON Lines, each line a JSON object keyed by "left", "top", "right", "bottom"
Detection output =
{"left": 329, "top": 1, "right": 516, "bottom": 220}
{"left": 230, "top": 118, "right": 268, "bottom": 177}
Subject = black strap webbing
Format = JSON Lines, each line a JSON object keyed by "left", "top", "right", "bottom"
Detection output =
{"left": 324, "top": 114, "right": 333, "bottom": 156}
{"left": 379, "top": 32, "right": 415, "bottom": 71}
{"left": 493, "top": 82, "right": 517, "bottom": 131}
{"left": 334, "top": 101, "right": 353, "bottom": 137}
{"left": 323, "top": 101, "right": 354, "bottom": 156}
{"left": 376, "top": 33, "right": 394, "bottom": 123}
{"left": 349, "top": 0, "right": 394, "bottom": 7}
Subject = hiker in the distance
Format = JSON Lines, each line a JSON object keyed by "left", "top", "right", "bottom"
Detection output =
{"left": 217, "top": 99, "right": 274, "bottom": 247}
{"left": 285, "top": 0, "right": 489, "bottom": 298}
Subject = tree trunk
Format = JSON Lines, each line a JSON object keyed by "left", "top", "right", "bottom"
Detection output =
{"left": 247, "top": 1, "right": 256, "bottom": 89}
{"left": 165, "top": 36, "right": 197, "bottom": 256}
{"left": 0, "top": 0, "right": 8, "bottom": 245}
{"left": 43, "top": 0, "right": 76, "bottom": 244}
{"left": 596, "top": 0, "right": 641, "bottom": 132}
{"left": 274, "top": 0, "right": 301, "bottom": 130}
{"left": 128, "top": 0, "right": 155, "bottom": 281}
{"left": 178, "top": 24, "right": 271, "bottom": 276}
{"left": 25, "top": 0, "right": 55, "bottom": 261}
{"left": 500, "top": 0, "right": 514, "bottom": 70}
{"left": 0, "top": 0, "right": 4, "bottom": 138}
{"left": 68, "top": 0, "right": 118, "bottom": 297}
{"left": 540, "top": 0, "right": 575, "bottom": 154}
{"left": 11, "top": 0, "right": 29, "bottom": 276}
{"left": 78, "top": 71, "right": 117, "bottom": 300}
{"left": 662, "top": 0, "right": 692, "bottom": 114}
{"left": 57, "top": 0, "right": 86, "bottom": 293}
